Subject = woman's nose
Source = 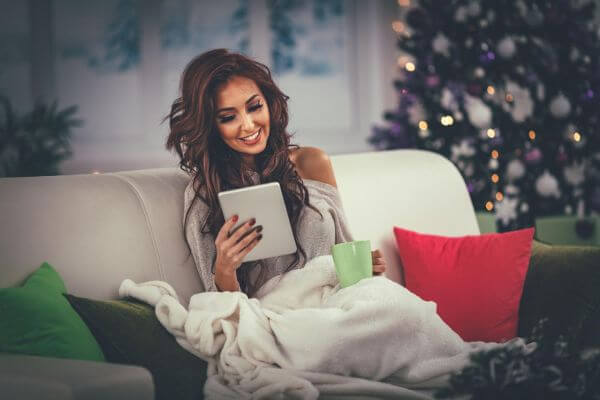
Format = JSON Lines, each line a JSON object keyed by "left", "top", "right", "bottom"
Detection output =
{"left": 240, "top": 112, "right": 255, "bottom": 132}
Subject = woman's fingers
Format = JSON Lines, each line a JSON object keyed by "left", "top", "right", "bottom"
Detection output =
{"left": 231, "top": 225, "right": 262, "bottom": 254}
{"left": 226, "top": 218, "right": 256, "bottom": 245}
{"left": 372, "top": 248, "right": 386, "bottom": 275}
{"left": 373, "top": 263, "right": 386, "bottom": 273}
{"left": 216, "top": 215, "right": 239, "bottom": 243}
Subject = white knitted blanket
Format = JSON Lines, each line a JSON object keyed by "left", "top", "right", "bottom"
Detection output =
{"left": 119, "top": 255, "right": 509, "bottom": 399}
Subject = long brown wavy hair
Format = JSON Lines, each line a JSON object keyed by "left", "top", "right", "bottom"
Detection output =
{"left": 165, "top": 48, "right": 322, "bottom": 294}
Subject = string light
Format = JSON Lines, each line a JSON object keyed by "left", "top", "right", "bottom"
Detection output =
{"left": 392, "top": 21, "right": 405, "bottom": 33}
{"left": 398, "top": 0, "right": 410, "bottom": 6}
{"left": 405, "top": 62, "right": 416, "bottom": 72}
{"left": 491, "top": 173, "right": 499, "bottom": 183}
{"left": 486, "top": 86, "right": 495, "bottom": 95}
{"left": 491, "top": 150, "right": 499, "bottom": 159}
{"left": 486, "top": 128, "right": 496, "bottom": 138}
{"left": 418, "top": 120, "right": 428, "bottom": 130}
{"left": 485, "top": 201, "right": 494, "bottom": 211}
{"left": 441, "top": 115, "right": 454, "bottom": 126}
{"left": 92, "top": 171, "right": 101, "bottom": 175}
{"left": 573, "top": 131, "right": 582, "bottom": 142}
{"left": 496, "top": 192, "right": 504, "bottom": 201}
{"left": 528, "top": 130, "right": 536, "bottom": 140}
{"left": 505, "top": 93, "right": 514, "bottom": 102}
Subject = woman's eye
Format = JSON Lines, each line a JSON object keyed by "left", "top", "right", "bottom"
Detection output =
{"left": 249, "top": 103, "right": 263, "bottom": 112}
{"left": 219, "top": 115, "right": 234, "bottom": 123}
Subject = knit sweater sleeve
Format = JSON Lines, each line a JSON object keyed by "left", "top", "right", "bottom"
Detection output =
{"left": 183, "top": 180, "right": 218, "bottom": 293}
{"left": 303, "top": 178, "right": 355, "bottom": 245}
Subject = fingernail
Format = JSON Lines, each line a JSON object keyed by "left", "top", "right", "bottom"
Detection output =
{"left": 257, "top": 234, "right": 263, "bottom": 240}
{"left": 256, "top": 225, "right": 263, "bottom": 232}
{"left": 233, "top": 215, "right": 238, "bottom": 222}
{"left": 250, "top": 218, "right": 256, "bottom": 226}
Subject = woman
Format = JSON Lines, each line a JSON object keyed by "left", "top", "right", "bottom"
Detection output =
{"left": 165, "top": 48, "right": 385, "bottom": 296}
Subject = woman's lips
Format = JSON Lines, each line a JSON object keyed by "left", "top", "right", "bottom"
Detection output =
{"left": 239, "top": 128, "right": 261, "bottom": 145}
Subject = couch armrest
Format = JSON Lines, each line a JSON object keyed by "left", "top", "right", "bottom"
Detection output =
{"left": 0, "top": 353, "right": 154, "bottom": 400}
{"left": 517, "top": 240, "right": 600, "bottom": 347}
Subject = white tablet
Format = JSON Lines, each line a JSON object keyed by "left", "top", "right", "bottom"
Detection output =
{"left": 218, "top": 182, "right": 297, "bottom": 262}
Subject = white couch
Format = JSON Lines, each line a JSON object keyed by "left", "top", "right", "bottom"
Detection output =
{"left": 0, "top": 149, "right": 480, "bottom": 399}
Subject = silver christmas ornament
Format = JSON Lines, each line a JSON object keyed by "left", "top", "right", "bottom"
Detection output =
{"left": 564, "top": 162, "right": 585, "bottom": 186}
{"left": 465, "top": 95, "right": 492, "bottom": 128}
{"left": 549, "top": 93, "right": 571, "bottom": 118}
{"left": 495, "top": 198, "right": 519, "bottom": 225}
{"left": 535, "top": 170, "right": 561, "bottom": 198}
{"left": 506, "top": 159, "right": 526, "bottom": 181}
{"left": 497, "top": 37, "right": 517, "bottom": 58}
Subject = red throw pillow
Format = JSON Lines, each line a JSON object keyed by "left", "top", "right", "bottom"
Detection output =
{"left": 393, "top": 226, "right": 534, "bottom": 343}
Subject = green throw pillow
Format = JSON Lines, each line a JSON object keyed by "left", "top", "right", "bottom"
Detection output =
{"left": 64, "top": 294, "right": 208, "bottom": 400}
{"left": 518, "top": 240, "right": 600, "bottom": 348}
{"left": 0, "top": 262, "right": 105, "bottom": 362}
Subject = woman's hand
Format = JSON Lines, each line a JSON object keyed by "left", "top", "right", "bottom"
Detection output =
{"left": 214, "top": 215, "right": 263, "bottom": 291}
{"left": 372, "top": 249, "right": 386, "bottom": 275}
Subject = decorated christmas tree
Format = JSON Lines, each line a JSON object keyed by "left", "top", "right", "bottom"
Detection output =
{"left": 369, "top": 0, "right": 600, "bottom": 232}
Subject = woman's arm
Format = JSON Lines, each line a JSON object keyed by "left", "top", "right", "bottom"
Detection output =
{"left": 295, "top": 147, "right": 386, "bottom": 275}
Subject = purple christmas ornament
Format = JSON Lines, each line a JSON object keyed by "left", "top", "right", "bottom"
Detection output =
{"left": 525, "top": 147, "right": 543, "bottom": 164}
{"left": 390, "top": 123, "right": 405, "bottom": 137}
{"left": 586, "top": 89, "right": 594, "bottom": 99}
{"left": 426, "top": 75, "right": 440, "bottom": 87}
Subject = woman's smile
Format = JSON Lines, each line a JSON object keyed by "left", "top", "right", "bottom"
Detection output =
{"left": 239, "top": 128, "right": 262, "bottom": 144}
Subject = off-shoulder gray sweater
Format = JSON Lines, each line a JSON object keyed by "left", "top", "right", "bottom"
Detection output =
{"left": 183, "top": 170, "right": 354, "bottom": 297}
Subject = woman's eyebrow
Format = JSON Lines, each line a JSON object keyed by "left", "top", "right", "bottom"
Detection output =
{"left": 217, "top": 94, "right": 259, "bottom": 113}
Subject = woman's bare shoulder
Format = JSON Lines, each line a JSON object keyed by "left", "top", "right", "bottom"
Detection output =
{"left": 289, "top": 146, "right": 337, "bottom": 188}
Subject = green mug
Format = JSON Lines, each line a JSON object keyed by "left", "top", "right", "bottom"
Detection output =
{"left": 331, "top": 240, "right": 373, "bottom": 288}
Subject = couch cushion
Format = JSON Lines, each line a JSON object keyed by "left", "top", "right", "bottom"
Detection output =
{"left": 518, "top": 240, "right": 600, "bottom": 348}
{"left": 0, "top": 262, "right": 105, "bottom": 361}
{"left": 394, "top": 226, "right": 534, "bottom": 342}
{"left": 0, "top": 168, "right": 202, "bottom": 305}
{"left": 64, "top": 294, "right": 208, "bottom": 400}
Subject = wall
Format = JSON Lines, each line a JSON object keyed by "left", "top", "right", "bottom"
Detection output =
{"left": 0, "top": 0, "right": 399, "bottom": 175}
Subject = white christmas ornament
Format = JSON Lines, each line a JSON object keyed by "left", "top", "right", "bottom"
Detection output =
{"left": 465, "top": 94, "right": 492, "bottom": 128}
{"left": 497, "top": 37, "right": 517, "bottom": 58}
{"left": 467, "top": 2, "right": 481, "bottom": 16}
{"left": 535, "top": 170, "right": 561, "bottom": 198}
{"left": 520, "top": 202, "right": 529, "bottom": 213}
{"left": 505, "top": 81, "right": 533, "bottom": 122}
{"left": 441, "top": 88, "right": 459, "bottom": 111}
{"left": 407, "top": 103, "right": 425, "bottom": 125}
{"left": 505, "top": 184, "right": 521, "bottom": 196}
{"left": 549, "top": 94, "right": 571, "bottom": 118}
{"left": 418, "top": 129, "right": 430, "bottom": 139}
{"left": 515, "top": 0, "right": 527, "bottom": 17}
{"left": 464, "top": 162, "right": 475, "bottom": 177}
{"left": 506, "top": 159, "right": 526, "bottom": 181}
{"left": 474, "top": 67, "right": 484, "bottom": 78}
{"left": 564, "top": 162, "right": 585, "bottom": 186}
{"left": 432, "top": 33, "right": 451, "bottom": 57}
{"left": 495, "top": 198, "right": 519, "bottom": 225}
{"left": 537, "top": 83, "right": 545, "bottom": 101}
{"left": 450, "top": 140, "right": 476, "bottom": 162}
{"left": 455, "top": 6, "right": 467, "bottom": 22}
{"left": 565, "top": 205, "right": 573, "bottom": 215}
{"left": 488, "top": 158, "right": 499, "bottom": 170}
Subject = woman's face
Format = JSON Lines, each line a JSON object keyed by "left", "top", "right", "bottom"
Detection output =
{"left": 214, "top": 75, "right": 270, "bottom": 168}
